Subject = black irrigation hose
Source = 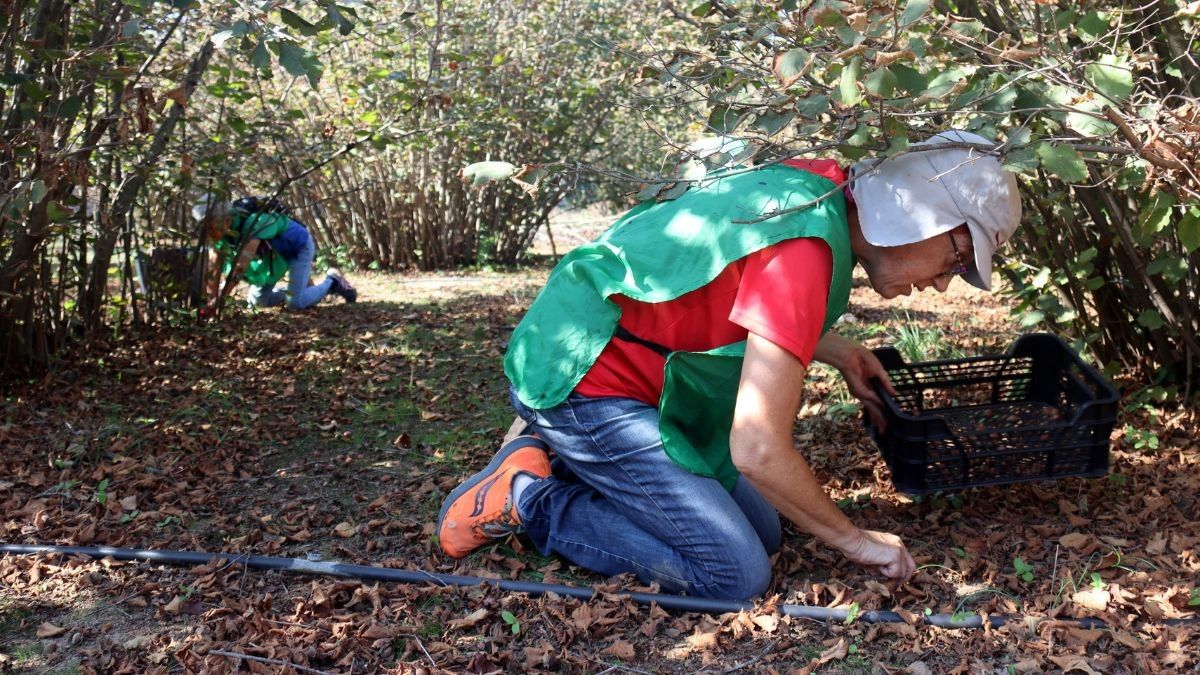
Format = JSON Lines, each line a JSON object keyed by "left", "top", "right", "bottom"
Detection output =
{"left": 3, "top": 544, "right": 1196, "bottom": 630}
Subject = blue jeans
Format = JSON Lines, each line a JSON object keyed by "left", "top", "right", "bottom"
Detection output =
{"left": 509, "top": 388, "right": 782, "bottom": 600}
{"left": 245, "top": 236, "right": 333, "bottom": 310}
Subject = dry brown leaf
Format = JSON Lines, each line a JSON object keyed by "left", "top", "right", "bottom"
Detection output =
{"left": 604, "top": 640, "right": 636, "bottom": 660}
{"left": 570, "top": 604, "right": 596, "bottom": 633}
{"left": 1112, "top": 630, "right": 1145, "bottom": 649}
{"left": 123, "top": 635, "right": 153, "bottom": 650}
{"left": 874, "top": 49, "right": 915, "bottom": 67}
{"left": 162, "top": 595, "right": 184, "bottom": 614}
{"left": 816, "top": 638, "right": 848, "bottom": 665}
{"left": 1145, "top": 533, "right": 1168, "bottom": 555}
{"left": 162, "top": 86, "right": 188, "bottom": 106}
{"left": 1047, "top": 655, "right": 1101, "bottom": 674}
{"left": 998, "top": 47, "right": 1039, "bottom": 61}
{"left": 1059, "top": 532, "right": 1089, "bottom": 549}
{"left": 1064, "top": 627, "right": 1104, "bottom": 646}
{"left": 864, "top": 579, "right": 892, "bottom": 598}
{"left": 36, "top": 622, "right": 67, "bottom": 638}
{"left": 360, "top": 624, "right": 393, "bottom": 639}
{"left": 447, "top": 608, "right": 488, "bottom": 630}
{"left": 1071, "top": 588, "right": 1110, "bottom": 612}
{"left": 752, "top": 614, "right": 779, "bottom": 633}
{"left": 333, "top": 522, "right": 357, "bottom": 538}
{"left": 685, "top": 629, "right": 718, "bottom": 651}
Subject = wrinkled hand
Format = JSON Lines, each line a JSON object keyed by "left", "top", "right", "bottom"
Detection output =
{"left": 813, "top": 333, "right": 896, "bottom": 431}
{"left": 841, "top": 529, "right": 916, "bottom": 582}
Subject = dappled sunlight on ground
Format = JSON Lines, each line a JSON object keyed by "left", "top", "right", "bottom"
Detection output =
{"left": 1, "top": 224, "right": 1196, "bottom": 671}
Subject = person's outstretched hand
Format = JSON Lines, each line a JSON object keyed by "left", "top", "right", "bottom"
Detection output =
{"left": 813, "top": 333, "right": 896, "bottom": 431}
{"left": 840, "top": 529, "right": 916, "bottom": 582}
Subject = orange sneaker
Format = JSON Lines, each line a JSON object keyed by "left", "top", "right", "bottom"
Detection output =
{"left": 436, "top": 436, "right": 551, "bottom": 558}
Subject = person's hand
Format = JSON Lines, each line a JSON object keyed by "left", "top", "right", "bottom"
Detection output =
{"left": 813, "top": 333, "right": 896, "bottom": 431}
{"left": 840, "top": 528, "right": 916, "bottom": 582}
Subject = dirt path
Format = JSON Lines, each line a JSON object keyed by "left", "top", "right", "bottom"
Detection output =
{"left": 1, "top": 260, "right": 1196, "bottom": 673}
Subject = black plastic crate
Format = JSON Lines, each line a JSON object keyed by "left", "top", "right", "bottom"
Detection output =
{"left": 865, "top": 333, "right": 1119, "bottom": 494}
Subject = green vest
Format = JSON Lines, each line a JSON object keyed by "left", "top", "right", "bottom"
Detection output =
{"left": 214, "top": 211, "right": 291, "bottom": 287}
{"left": 505, "top": 166, "right": 854, "bottom": 489}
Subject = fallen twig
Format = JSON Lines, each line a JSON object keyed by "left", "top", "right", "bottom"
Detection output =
{"left": 724, "top": 638, "right": 779, "bottom": 673}
{"left": 210, "top": 649, "right": 334, "bottom": 674}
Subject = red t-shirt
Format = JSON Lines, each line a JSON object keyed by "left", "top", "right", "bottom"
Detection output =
{"left": 574, "top": 160, "right": 843, "bottom": 405}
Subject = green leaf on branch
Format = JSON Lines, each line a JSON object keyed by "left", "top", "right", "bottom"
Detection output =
{"left": 794, "top": 94, "right": 829, "bottom": 118}
{"left": 885, "top": 135, "right": 910, "bottom": 157}
{"left": 1136, "top": 309, "right": 1164, "bottom": 330}
{"left": 900, "top": 0, "right": 931, "bottom": 26}
{"left": 1035, "top": 143, "right": 1087, "bottom": 183}
{"left": 920, "top": 67, "right": 966, "bottom": 101}
{"left": 1085, "top": 55, "right": 1133, "bottom": 101}
{"left": 1180, "top": 205, "right": 1200, "bottom": 252}
{"left": 1031, "top": 267, "right": 1051, "bottom": 289}
{"left": 251, "top": 40, "right": 271, "bottom": 70}
{"left": 864, "top": 67, "right": 896, "bottom": 98}
{"left": 1067, "top": 105, "right": 1116, "bottom": 137}
{"left": 276, "top": 43, "right": 323, "bottom": 86}
{"left": 279, "top": 8, "right": 319, "bottom": 36}
{"left": 755, "top": 112, "right": 793, "bottom": 137}
{"left": 836, "top": 57, "right": 862, "bottom": 108}
{"left": 1137, "top": 192, "right": 1175, "bottom": 238}
{"left": 1077, "top": 11, "right": 1109, "bottom": 42}
{"left": 890, "top": 64, "right": 927, "bottom": 96}
{"left": 812, "top": 6, "right": 844, "bottom": 28}
{"left": 460, "top": 161, "right": 518, "bottom": 187}
{"left": 327, "top": 4, "right": 355, "bottom": 35}
{"left": 772, "top": 49, "right": 808, "bottom": 88}
{"left": 46, "top": 201, "right": 72, "bottom": 222}
{"left": 1146, "top": 256, "right": 1188, "bottom": 283}
{"left": 707, "top": 105, "right": 745, "bottom": 134}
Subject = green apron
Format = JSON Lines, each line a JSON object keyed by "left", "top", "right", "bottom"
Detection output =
{"left": 505, "top": 166, "right": 854, "bottom": 489}
{"left": 214, "top": 211, "right": 291, "bottom": 287}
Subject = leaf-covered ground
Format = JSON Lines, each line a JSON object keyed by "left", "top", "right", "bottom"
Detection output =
{"left": 1, "top": 249, "right": 1197, "bottom": 673}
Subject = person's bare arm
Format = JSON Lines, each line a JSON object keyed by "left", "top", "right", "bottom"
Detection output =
{"left": 731, "top": 332, "right": 915, "bottom": 581}
{"left": 207, "top": 238, "right": 260, "bottom": 309}
{"left": 812, "top": 332, "right": 896, "bottom": 430}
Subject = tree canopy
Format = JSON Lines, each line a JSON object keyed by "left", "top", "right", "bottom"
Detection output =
{"left": 0, "top": 0, "right": 1196, "bottom": 394}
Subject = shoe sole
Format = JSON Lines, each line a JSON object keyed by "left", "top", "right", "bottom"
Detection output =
{"left": 436, "top": 435, "right": 548, "bottom": 539}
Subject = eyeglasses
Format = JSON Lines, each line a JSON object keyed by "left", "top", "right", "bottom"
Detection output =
{"left": 938, "top": 230, "right": 971, "bottom": 279}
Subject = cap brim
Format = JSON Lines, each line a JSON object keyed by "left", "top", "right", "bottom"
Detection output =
{"left": 961, "top": 221, "right": 995, "bottom": 291}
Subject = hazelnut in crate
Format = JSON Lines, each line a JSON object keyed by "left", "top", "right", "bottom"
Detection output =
{"left": 866, "top": 333, "right": 1119, "bottom": 494}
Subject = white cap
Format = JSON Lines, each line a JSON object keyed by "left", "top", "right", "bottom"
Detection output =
{"left": 191, "top": 195, "right": 231, "bottom": 223}
{"left": 848, "top": 130, "right": 1022, "bottom": 291}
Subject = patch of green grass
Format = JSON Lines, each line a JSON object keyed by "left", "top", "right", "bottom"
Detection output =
{"left": 0, "top": 598, "right": 32, "bottom": 634}
{"left": 417, "top": 621, "right": 443, "bottom": 639}
{"left": 836, "top": 319, "right": 889, "bottom": 343}
{"left": 892, "top": 319, "right": 951, "bottom": 363}
{"left": 841, "top": 653, "right": 873, "bottom": 673}
{"left": 11, "top": 640, "right": 44, "bottom": 663}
